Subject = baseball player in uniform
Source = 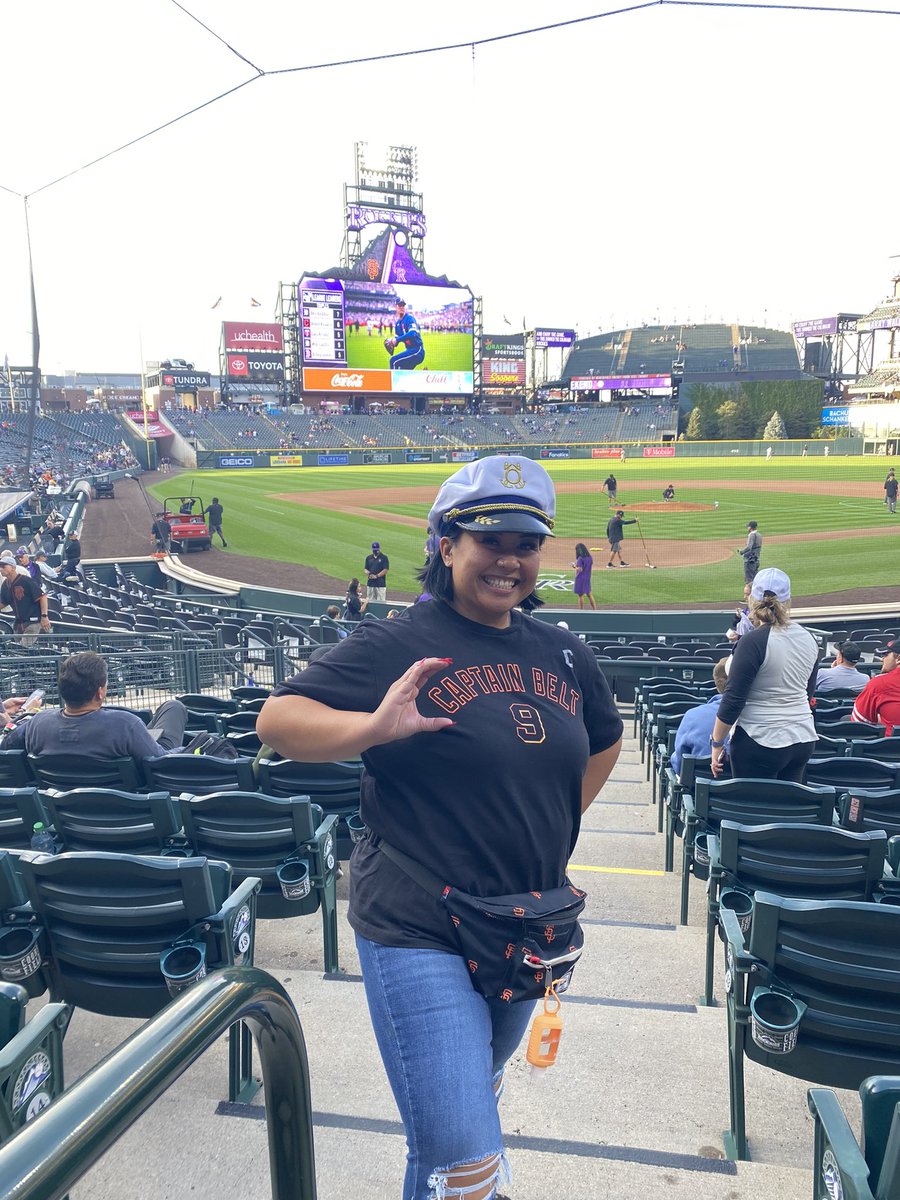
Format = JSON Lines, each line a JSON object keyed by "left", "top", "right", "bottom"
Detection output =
{"left": 384, "top": 300, "right": 425, "bottom": 370}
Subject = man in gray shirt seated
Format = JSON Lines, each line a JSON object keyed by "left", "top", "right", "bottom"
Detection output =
{"left": 7, "top": 651, "right": 188, "bottom": 758}
{"left": 815, "top": 640, "right": 869, "bottom": 694}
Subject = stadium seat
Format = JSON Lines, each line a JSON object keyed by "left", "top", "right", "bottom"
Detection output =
{"left": 41, "top": 787, "right": 180, "bottom": 855}
{"left": 28, "top": 754, "right": 143, "bottom": 793}
{"left": 219, "top": 711, "right": 259, "bottom": 735}
{"left": 850, "top": 736, "right": 900, "bottom": 762}
{"left": 703, "top": 821, "right": 886, "bottom": 1005}
{"left": 0, "top": 788, "right": 47, "bottom": 851}
{"left": 839, "top": 789, "right": 900, "bottom": 840}
{"left": 18, "top": 851, "right": 261, "bottom": 1102}
{"left": 256, "top": 758, "right": 363, "bottom": 861}
{"left": 230, "top": 686, "right": 271, "bottom": 702}
{"left": 0, "top": 753, "right": 34, "bottom": 790}
{"left": 144, "top": 754, "right": 256, "bottom": 795}
{"left": 807, "top": 1077, "right": 900, "bottom": 1200}
{"left": 805, "top": 757, "right": 900, "bottom": 794}
{"left": 177, "top": 791, "right": 339, "bottom": 973}
{"left": 814, "top": 719, "right": 884, "bottom": 740}
{"left": 722, "top": 893, "right": 900, "bottom": 1160}
{"left": 0, "top": 984, "right": 67, "bottom": 1143}
{"left": 175, "top": 694, "right": 236, "bottom": 715}
{"left": 680, "top": 778, "right": 836, "bottom": 925}
{"left": 225, "top": 730, "right": 263, "bottom": 755}
{"left": 662, "top": 753, "right": 714, "bottom": 873}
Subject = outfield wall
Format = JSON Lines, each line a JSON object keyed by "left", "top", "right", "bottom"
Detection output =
{"left": 196, "top": 437, "right": 862, "bottom": 471}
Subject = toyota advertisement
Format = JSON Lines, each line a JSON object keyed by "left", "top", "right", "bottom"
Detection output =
{"left": 222, "top": 322, "right": 285, "bottom": 382}
{"left": 299, "top": 276, "right": 474, "bottom": 395}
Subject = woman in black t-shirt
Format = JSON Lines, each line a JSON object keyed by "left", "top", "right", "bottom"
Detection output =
{"left": 342, "top": 577, "right": 367, "bottom": 622}
{"left": 258, "top": 456, "right": 623, "bottom": 1200}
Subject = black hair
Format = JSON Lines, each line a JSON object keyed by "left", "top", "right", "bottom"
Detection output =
{"left": 347, "top": 578, "right": 360, "bottom": 593}
{"left": 59, "top": 651, "right": 108, "bottom": 707}
{"left": 575, "top": 542, "right": 589, "bottom": 558}
{"left": 415, "top": 528, "right": 545, "bottom": 612}
{"left": 211, "top": 496, "right": 218, "bottom": 503}
{"left": 747, "top": 521, "right": 758, "bottom": 529}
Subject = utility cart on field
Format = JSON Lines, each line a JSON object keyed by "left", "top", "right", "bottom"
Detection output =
{"left": 164, "top": 496, "right": 211, "bottom": 553}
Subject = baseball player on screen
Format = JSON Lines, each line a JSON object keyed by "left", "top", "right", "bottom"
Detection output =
{"left": 384, "top": 299, "right": 425, "bottom": 370}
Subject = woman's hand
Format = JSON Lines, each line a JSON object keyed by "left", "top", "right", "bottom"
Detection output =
{"left": 2, "top": 698, "right": 25, "bottom": 718}
{"left": 710, "top": 746, "right": 728, "bottom": 777}
{"left": 367, "top": 658, "right": 455, "bottom": 746}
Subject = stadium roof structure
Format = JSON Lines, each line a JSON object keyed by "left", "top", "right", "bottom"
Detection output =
{"left": 856, "top": 298, "right": 900, "bottom": 332}
{"left": 848, "top": 363, "right": 900, "bottom": 395}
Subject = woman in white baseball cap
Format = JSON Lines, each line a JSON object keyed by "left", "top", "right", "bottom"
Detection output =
{"left": 709, "top": 567, "right": 820, "bottom": 781}
{"left": 258, "top": 454, "right": 623, "bottom": 1199}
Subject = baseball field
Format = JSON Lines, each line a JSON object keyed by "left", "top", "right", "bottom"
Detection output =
{"left": 146, "top": 454, "right": 898, "bottom": 606}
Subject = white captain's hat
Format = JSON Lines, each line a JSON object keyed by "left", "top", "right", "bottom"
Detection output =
{"left": 427, "top": 455, "right": 556, "bottom": 538}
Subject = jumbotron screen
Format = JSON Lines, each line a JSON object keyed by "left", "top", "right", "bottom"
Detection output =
{"left": 299, "top": 277, "right": 474, "bottom": 395}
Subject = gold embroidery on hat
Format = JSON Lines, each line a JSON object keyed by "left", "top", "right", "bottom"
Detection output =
{"left": 500, "top": 462, "right": 525, "bottom": 490}
{"left": 473, "top": 515, "right": 501, "bottom": 525}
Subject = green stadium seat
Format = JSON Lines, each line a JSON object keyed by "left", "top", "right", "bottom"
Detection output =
{"left": 256, "top": 758, "right": 363, "bottom": 861}
{"left": 143, "top": 754, "right": 255, "bottom": 795}
{"left": 0, "top": 789, "right": 47, "bottom": 851}
{"left": 178, "top": 791, "right": 339, "bottom": 973}
{"left": 807, "top": 1077, "right": 900, "bottom": 1200}
{"left": 41, "top": 788, "right": 180, "bottom": 855}
{"left": 663, "top": 753, "right": 713, "bottom": 873}
{"left": 703, "top": 821, "right": 886, "bottom": 1005}
{"left": 805, "top": 757, "right": 900, "bottom": 793}
{"left": 0, "top": 753, "right": 34, "bottom": 790}
{"left": 18, "top": 851, "right": 261, "bottom": 1102}
{"left": 722, "top": 894, "right": 900, "bottom": 1160}
{"left": 28, "top": 754, "right": 143, "bottom": 793}
{"left": 680, "top": 778, "right": 836, "bottom": 925}
{"left": 0, "top": 983, "right": 67, "bottom": 1142}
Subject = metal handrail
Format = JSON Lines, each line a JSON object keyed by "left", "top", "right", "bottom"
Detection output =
{"left": 0, "top": 966, "right": 317, "bottom": 1200}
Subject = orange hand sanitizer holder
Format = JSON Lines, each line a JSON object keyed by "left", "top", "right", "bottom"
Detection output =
{"left": 526, "top": 982, "right": 564, "bottom": 1069}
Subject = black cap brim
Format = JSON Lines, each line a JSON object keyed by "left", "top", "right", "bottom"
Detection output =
{"left": 455, "top": 514, "right": 554, "bottom": 536}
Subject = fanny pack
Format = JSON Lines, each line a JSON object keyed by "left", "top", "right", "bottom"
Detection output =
{"left": 378, "top": 839, "right": 586, "bottom": 1003}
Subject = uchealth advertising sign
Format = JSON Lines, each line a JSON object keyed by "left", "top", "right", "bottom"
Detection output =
{"left": 223, "top": 322, "right": 284, "bottom": 352}
{"left": 125, "top": 411, "right": 169, "bottom": 438}
{"left": 269, "top": 454, "right": 303, "bottom": 467}
{"left": 643, "top": 445, "right": 676, "bottom": 458}
{"left": 227, "top": 352, "right": 285, "bottom": 382}
{"left": 592, "top": 447, "right": 624, "bottom": 458}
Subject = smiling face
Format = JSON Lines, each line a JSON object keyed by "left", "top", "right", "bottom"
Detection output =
{"left": 441, "top": 530, "right": 542, "bottom": 628}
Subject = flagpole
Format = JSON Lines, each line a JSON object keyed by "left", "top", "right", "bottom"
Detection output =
{"left": 139, "top": 328, "right": 151, "bottom": 470}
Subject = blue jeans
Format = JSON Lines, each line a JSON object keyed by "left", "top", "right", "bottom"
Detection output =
{"left": 355, "top": 933, "right": 536, "bottom": 1200}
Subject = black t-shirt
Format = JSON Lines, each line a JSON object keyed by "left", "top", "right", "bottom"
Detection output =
{"left": 205, "top": 503, "right": 224, "bottom": 524}
{"left": 273, "top": 601, "right": 623, "bottom": 951}
{"left": 364, "top": 553, "right": 389, "bottom": 586}
{"left": 344, "top": 590, "right": 363, "bottom": 620}
{"left": 0, "top": 574, "right": 44, "bottom": 623}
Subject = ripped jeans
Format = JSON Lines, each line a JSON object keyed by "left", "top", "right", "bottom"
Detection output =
{"left": 355, "top": 933, "right": 536, "bottom": 1200}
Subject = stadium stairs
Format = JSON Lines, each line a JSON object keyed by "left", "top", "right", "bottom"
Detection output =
{"left": 33, "top": 697, "right": 820, "bottom": 1198}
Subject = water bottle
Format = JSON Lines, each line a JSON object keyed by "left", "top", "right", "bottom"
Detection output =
{"left": 30, "top": 822, "right": 55, "bottom": 855}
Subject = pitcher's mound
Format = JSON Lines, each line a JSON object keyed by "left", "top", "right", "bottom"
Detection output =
{"left": 623, "top": 501, "right": 715, "bottom": 513}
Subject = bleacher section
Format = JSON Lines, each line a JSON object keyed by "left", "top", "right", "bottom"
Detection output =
{"left": 0, "top": 412, "right": 138, "bottom": 480}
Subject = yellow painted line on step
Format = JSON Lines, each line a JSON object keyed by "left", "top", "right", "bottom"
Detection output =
{"left": 569, "top": 864, "right": 665, "bottom": 877}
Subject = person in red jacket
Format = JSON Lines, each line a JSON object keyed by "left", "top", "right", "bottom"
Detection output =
{"left": 851, "top": 640, "right": 900, "bottom": 734}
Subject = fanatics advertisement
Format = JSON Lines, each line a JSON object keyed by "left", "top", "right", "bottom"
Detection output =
{"left": 222, "top": 322, "right": 284, "bottom": 352}
{"left": 299, "top": 276, "right": 474, "bottom": 395}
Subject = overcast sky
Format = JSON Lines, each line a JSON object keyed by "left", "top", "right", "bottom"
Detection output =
{"left": 2, "top": 0, "right": 898, "bottom": 376}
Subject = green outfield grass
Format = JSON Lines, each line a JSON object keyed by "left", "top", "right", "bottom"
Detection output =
{"left": 345, "top": 330, "right": 473, "bottom": 372}
{"left": 146, "top": 455, "right": 897, "bottom": 605}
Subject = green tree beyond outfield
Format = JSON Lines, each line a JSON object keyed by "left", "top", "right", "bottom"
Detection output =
{"left": 680, "top": 379, "right": 825, "bottom": 439}
{"left": 148, "top": 456, "right": 897, "bottom": 605}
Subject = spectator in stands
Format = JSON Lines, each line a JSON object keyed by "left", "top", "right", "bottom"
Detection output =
{"left": 6, "top": 652, "right": 188, "bottom": 757}
{"left": 364, "top": 542, "right": 389, "bottom": 601}
{"left": 14, "top": 549, "right": 40, "bottom": 583}
{"left": 710, "top": 568, "right": 819, "bottom": 782}
{"left": 571, "top": 542, "right": 596, "bottom": 610}
{"left": 851, "top": 640, "right": 900, "bottom": 734}
{"left": 343, "top": 578, "right": 367, "bottom": 622}
{"left": 737, "top": 521, "right": 762, "bottom": 584}
{"left": 816, "top": 641, "right": 868, "bottom": 694}
{"left": 63, "top": 531, "right": 82, "bottom": 576}
{"left": 43, "top": 518, "right": 65, "bottom": 550}
{"left": 670, "top": 658, "right": 730, "bottom": 776}
{"left": 0, "top": 551, "right": 29, "bottom": 578}
{"left": 32, "top": 551, "right": 57, "bottom": 581}
{"left": 323, "top": 605, "right": 348, "bottom": 638}
{"left": 0, "top": 558, "right": 50, "bottom": 645}
{"left": 256, "top": 454, "right": 622, "bottom": 1200}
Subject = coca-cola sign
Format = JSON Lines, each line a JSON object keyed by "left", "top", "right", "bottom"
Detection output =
{"left": 222, "top": 322, "right": 283, "bottom": 352}
{"left": 331, "top": 372, "right": 365, "bottom": 388}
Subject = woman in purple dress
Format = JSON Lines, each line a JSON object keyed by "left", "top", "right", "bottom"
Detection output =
{"left": 572, "top": 542, "right": 596, "bottom": 610}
